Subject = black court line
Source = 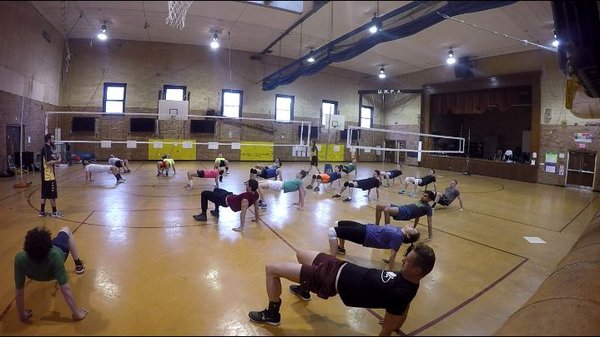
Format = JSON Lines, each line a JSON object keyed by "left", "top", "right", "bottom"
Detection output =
{"left": 560, "top": 194, "right": 599, "bottom": 232}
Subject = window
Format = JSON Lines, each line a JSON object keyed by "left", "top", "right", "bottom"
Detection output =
{"left": 103, "top": 83, "right": 126, "bottom": 113}
{"left": 221, "top": 89, "right": 243, "bottom": 118}
{"left": 275, "top": 94, "right": 294, "bottom": 122}
{"left": 321, "top": 100, "right": 338, "bottom": 126}
{"left": 360, "top": 106, "right": 373, "bottom": 128}
{"left": 164, "top": 85, "right": 186, "bottom": 101}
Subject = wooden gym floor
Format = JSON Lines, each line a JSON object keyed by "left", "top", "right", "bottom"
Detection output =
{"left": 0, "top": 160, "right": 597, "bottom": 335}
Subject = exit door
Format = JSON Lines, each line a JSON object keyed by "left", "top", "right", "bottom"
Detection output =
{"left": 566, "top": 150, "right": 596, "bottom": 188}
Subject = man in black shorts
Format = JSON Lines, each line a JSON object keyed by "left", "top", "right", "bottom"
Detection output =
{"left": 248, "top": 243, "right": 436, "bottom": 335}
{"left": 332, "top": 170, "right": 381, "bottom": 201}
{"left": 39, "top": 133, "right": 63, "bottom": 218}
{"left": 399, "top": 168, "right": 437, "bottom": 197}
{"left": 432, "top": 179, "right": 463, "bottom": 210}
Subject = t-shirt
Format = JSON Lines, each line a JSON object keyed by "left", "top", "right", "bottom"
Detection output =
{"left": 418, "top": 175, "right": 436, "bottom": 186}
{"left": 317, "top": 173, "right": 330, "bottom": 183}
{"left": 215, "top": 157, "right": 227, "bottom": 165}
{"left": 337, "top": 263, "right": 418, "bottom": 315}
{"left": 402, "top": 201, "right": 433, "bottom": 218}
{"left": 225, "top": 191, "right": 259, "bottom": 212}
{"left": 163, "top": 158, "right": 175, "bottom": 166}
{"left": 283, "top": 178, "right": 302, "bottom": 193}
{"left": 387, "top": 170, "right": 402, "bottom": 179}
{"left": 329, "top": 172, "right": 342, "bottom": 182}
{"left": 203, "top": 169, "right": 220, "bottom": 178}
{"left": 108, "top": 157, "right": 120, "bottom": 166}
{"left": 85, "top": 164, "right": 111, "bottom": 173}
{"left": 356, "top": 177, "right": 380, "bottom": 190}
{"left": 443, "top": 187, "right": 460, "bottom": 203}
{"left": 343, "top": 163, "right": 356, "bottom": 173}
{"left": 364, "top": 224, "right": 404, "bottom": 251}
{"left": 260, "top": 168, "right": 278, "bottom": 179}
{"left": 40, "top": 144, "right": 56, "bottom": 182}
{"left": 14, "top": 246, "right": 68, "bottom": 289}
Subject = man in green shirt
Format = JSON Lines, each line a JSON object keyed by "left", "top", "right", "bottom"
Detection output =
{"left": 14, "top": 226, "right": 87, "bottom": 322}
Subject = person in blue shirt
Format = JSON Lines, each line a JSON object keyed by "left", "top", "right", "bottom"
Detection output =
{"left": 375, "top": 190, "right": 435, "bottom": 241}
{"left": 328, "top": 220, "right": 420, "bottom": 270}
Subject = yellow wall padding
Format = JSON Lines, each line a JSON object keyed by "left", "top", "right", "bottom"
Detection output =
{"left": 318, "top": 144, "right": 345, "bottom": 162}
{"left": 148, "top": 139, "right": 196, "bottom": 160}
{"left": 240, "top": 141, "right": 274, "bottom": 161}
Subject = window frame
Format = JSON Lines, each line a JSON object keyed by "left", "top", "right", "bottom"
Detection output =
{"left": 275, "top": 94, "right": 295, "bottom": 122}
{"left": 321, "top": 100, "right": 339, "bottom": 126}
{"left": 103, "top": 82, "right": 127, "bottom": 114}
{"left": 360, "top": 105, "right": 374, "bottom": 128}
{"left": 163, "top": 85, "right": 187, "bottom": 101}
{"left": 221, "top": 89, "right": 244, "bottom": 118}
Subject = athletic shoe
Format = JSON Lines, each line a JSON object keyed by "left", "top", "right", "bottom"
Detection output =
{"left": 226, "top": 171, "right": 230, "bottom": 175}
{"left": 259, "top": 203, "right": 267, "bottom": 210}
{"left": 38, "top": 211, "right": 47, "bottom": 218}
{"left": 431, "top": 202, "right": 437, "bottom": 209}
{"left": 184, "top": 184, "right": 193, "bottom": 191}
{"left": 337, "top": 246, "right": 346, "bottom": 255}
{"left": 342, "top": 196, "right": 352, "bottom": 202}
{"left": 332, "top": 194, "right": 341, "bottom": 198}
{"left": 258, "top": 200, "right": 264, "bottom": 206}
{"left": 75, "top": 261, "right": 85, "bottom": 275}
{"left": 248, "top": 309, "right": 280, "bottom": 326}
{"left": 289, "top": 285, "right": 311, "bottom": 301}
{"left": 232, "top": 227, "right": 243, "bottom": 232}
{"left": 306, "top": 185, "right": 313, "bottom": 189}
{"left": 313, "top": 187, "right": 320, "bottom": 191}
{"left": 51, "top": 210, "right": 64, "bottom": 218}
{"left": 157, "top": 172, "right": 161, "bottom": 177}
{"left": 398, "top": 190, "right": 406, "bottom": 194}
{"left": 408, "top": 191, "right": 416, "bottom": 197}
{"left": 209, "top": 210, "right": 219, "bottom": 218}
{"left": 117, "top": 179, "right": 126, "bottom": 184}
{"left": 192, "top": 214, "right": 207, "bottom": 221}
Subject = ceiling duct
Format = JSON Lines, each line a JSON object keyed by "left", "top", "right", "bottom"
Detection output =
{"left": 261, "top": 0, "right": 517, "bottom": 91}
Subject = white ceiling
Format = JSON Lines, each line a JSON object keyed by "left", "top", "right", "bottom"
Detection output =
{"left": 30, "top": 1, "right": 556, "bottom": 79}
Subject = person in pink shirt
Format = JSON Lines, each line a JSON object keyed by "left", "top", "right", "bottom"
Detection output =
{"left": 185, "top": 167, "right": 225, "bottom": 190}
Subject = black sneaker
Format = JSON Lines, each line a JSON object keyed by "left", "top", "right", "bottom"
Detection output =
{"left": 248, "top": 309, "right": 280, "bottom": 326}
{"left": 219, "top": 175, "right": 223, "bottom": 182}
{"left": 193, "top": 214, "right": 207, "bottom": 221}
{"left": 306, "top": 185, "right": 313, "bottom": 189}
{"left": 337, "top": 246, "right": 346, "bottom": 255}
{"left": 313, "top": 187, "right": 320, "bottom": 191}
{"left": 332, "top": 194, "right": 341, "bottom": 198}
{"left": 75, "top": 261, "right": 85, "bottom": 275}
{"left": 209, "top": 210, "right": 219, "bottom": 218}
{"left": 289, "top": 285, "right": 311, "bottom": 301}
{"left": 38, "top": 211, "right": 47, "bottom": 218}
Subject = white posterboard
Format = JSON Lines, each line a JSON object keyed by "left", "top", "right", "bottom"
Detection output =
{"left": 158, "top": 100, "right": 189, "bottom": 120}
{"left": 324, "top": 114, "right": 345, "bottom": 130}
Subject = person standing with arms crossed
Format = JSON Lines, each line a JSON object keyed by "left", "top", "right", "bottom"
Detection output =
{"left": 39, "top": 133, "right": 63, "bottom": 218}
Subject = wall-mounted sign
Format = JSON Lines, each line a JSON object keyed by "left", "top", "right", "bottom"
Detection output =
{"left": 574, "top": 132, "right": 592, "bottom": 143}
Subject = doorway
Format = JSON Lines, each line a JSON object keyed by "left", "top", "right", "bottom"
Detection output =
{"left": 6, "top": 125, "right": 21, "bottom": 169}
{"left": 566, "top": 150, "right": 596, "bottom": 189}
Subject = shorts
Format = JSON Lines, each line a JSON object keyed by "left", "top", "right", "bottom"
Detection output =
{"left": 438, "top": 195, "right": 450, "bottom": 206}
{"left": 300, "top": 253, "right": 346, "bottom": 300}
{"left": 41, "top": 180, "right": 58, "bottom": 199}
{"left": 267, "top": 180, "right": 283, "bottom": 191}
{"left": 52, "top": 231, "right": 70, "bottom": 261}
{"left": 217, "top": 160, "right": 226, "bottom": 167}
{"left": 159, "top": 162, "right": 167, "bottom": 169}
{"left": 311, "top": 155, "right": 318, "bottom": 166}
{"left": 197, "top": 170, "right": 206, "bottom": 178}
{"left": 115, "top": 160, "right": 123, "bottom": 168}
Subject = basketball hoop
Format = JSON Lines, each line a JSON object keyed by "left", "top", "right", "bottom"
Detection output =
{"left": 166, "top": 1, "right": 193, "bottom": 30}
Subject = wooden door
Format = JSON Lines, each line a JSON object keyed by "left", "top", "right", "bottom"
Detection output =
{"left": 567, "top": 150, "right": 595, "bottom": 187}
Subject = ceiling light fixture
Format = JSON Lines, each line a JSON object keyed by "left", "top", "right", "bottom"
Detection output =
{"left": 378, "top": 65, "right": 386, "bottom": 79}
{"left": 210, "top": 32, "right": 220, "bottom": 49}
{"left": 97, "top": 21, "right": 108, "bottom": 41}
{"left": 446, "top": 47, "right": 456, "bottom": 65}
{"left": 551, "top": 31, "right": 559, "bottom": 48}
